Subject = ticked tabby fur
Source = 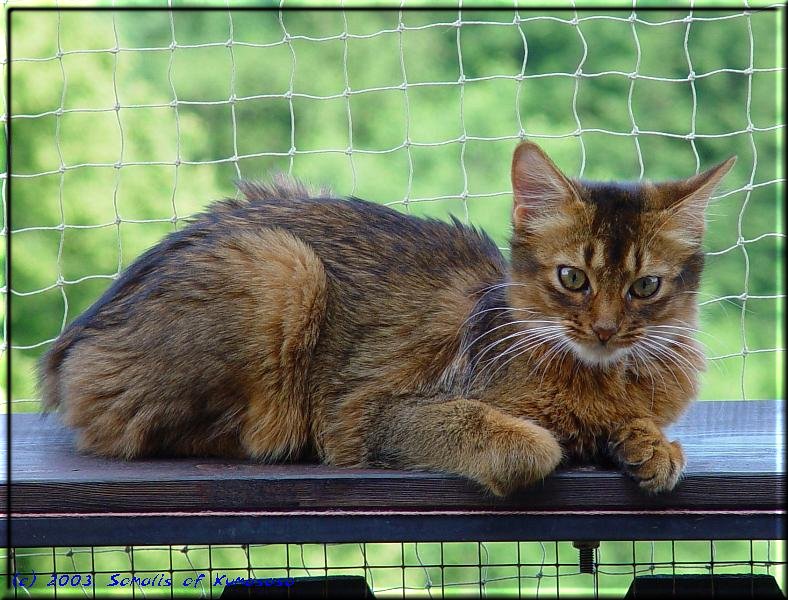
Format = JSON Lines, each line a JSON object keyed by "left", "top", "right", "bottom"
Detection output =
{"left": 40, "top": 142, "right": 735, "bottom": 496}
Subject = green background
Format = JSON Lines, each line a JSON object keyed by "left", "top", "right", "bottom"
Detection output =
{"left": 2, "top": 6, "right": 785, "bottom": 598}
{"left": 4, "top": 8, "right": 784, "bottom": 408}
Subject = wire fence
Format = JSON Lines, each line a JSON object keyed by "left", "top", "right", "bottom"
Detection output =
{"left": 1, "top": 4, "right": 785, "bottom": 599}
{"left": 4, "top": 540, "right": 786, "bottom": 598}
{"left": 3, "top": 5, "right": 785, "bottom": 411}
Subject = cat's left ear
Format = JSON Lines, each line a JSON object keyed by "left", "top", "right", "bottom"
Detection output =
{"left": 662, "top": 156, "right": 737, "bottom": 240}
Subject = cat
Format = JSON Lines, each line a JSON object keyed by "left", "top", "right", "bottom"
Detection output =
{"left": 39, "top": 141, "right": 735, "bottom": 496}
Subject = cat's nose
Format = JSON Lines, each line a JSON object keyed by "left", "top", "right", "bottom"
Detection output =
{"left": 592, "top": 323, "right": 618, "bottom": 343}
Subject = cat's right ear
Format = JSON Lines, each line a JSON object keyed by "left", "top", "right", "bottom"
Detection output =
{"left": 511, "top": 142, "right": 580, "bottom": 228}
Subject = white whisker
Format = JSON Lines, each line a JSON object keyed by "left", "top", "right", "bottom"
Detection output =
{"left": 457, "top": 305, "right": 539, "bottom": 330}
{"left": 648, "top": 333, "right": 707, "bottom": 361}
{"left": 470, "top": 329, "right": 566, "bottom": 389}
{"left": 536, "top": 339, "right": 574, "bottom": 390}
{"left": 639, "top": 337, "right": 696, "bottom": 387}
{"left": 636, "top": 341, "right": 682, "bottom": 392}
{"left": 470, "top": 325, "right": 562, "bottom": 366}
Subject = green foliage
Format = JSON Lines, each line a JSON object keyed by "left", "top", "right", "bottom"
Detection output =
{"left": 2, "top": 8, "right": 785, "bottom": 596}
{"left": 6, "top": 9, "right": 783, "bottom": 409}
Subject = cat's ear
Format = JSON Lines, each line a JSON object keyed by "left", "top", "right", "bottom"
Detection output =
{"left": 511, "top": 142, "right": 580, "bottom": 228}
{"left": 660, "top": 155, "right": 737, "bottom": 240}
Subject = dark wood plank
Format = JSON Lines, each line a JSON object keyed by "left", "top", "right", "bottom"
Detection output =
{"left": 2, "top": 401, "right": 784, "bottom": 544}
{"left": 11, "top": 512, "right": 784, "bottom": 546}
{"left": 3, "top": 400, "right": 783, "bottom": 508}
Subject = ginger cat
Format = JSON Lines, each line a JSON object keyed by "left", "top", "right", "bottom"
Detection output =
{"left": 40, "top": 142, "right": 734, "bottom": 496}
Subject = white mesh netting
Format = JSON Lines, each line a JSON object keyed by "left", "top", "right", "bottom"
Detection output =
{"left": 1, "top": 6, "right": 784, "bottom": 411}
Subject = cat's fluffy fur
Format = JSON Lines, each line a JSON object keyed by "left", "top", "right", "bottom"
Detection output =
{"left": 39, "top": 143, "right": 735, "bottom": 496}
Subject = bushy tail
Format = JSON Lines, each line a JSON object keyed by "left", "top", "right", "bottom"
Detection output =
{"left": 38, "top": 325, "right": 81, "bottom": 412}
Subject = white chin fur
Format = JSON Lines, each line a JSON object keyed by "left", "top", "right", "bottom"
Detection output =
{"left": 567, "top": 339, "right": 629, "bottom": 368}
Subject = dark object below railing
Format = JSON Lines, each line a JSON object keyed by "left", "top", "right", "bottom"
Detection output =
{"left": 2, "top": 400, "right": 783, "bottom": 546}
{"left": 624, "top": 574, "right": 786, "bottom": 599}
{"left": 219, "top": 576, "right": 375, "bottom": 599}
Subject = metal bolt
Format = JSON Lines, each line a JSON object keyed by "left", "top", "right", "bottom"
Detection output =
{"left": 573, "top": 541, "right": 599, "bottom": 574}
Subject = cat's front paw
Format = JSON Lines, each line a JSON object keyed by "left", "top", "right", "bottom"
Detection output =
{"left": 479, "top": 421, "right": 563, "bottom": 497}
{"left": 609, "top": 419, "right": 685, "bottom": 494}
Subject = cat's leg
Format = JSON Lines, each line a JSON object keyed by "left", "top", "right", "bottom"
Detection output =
{"left": 363, "top": 398, "right": 563, "bottom": 496}
{"left": 58, "top": 227, "right": 325, "bottom": 461}
{"left": 607, "top": 418, "right": 685, "bottom": 493}
{"left": 234, "top": 229, "right": 327, "bottom": 462}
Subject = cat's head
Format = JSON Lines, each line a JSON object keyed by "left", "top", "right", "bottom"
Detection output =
{"left": 507, "top": 141, "right": 735, "bottom": 369}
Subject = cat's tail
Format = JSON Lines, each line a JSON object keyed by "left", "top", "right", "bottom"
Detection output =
{"left": 37, "top": 324, "right": 81, "bottom": 412}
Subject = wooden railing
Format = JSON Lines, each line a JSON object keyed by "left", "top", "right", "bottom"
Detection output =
{"left": 2, "top": 400, "right": 783, "bottom": 546}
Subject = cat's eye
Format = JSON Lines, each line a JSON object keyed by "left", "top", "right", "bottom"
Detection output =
{"left": 630, "top": 276, "right": 660, "bottom": 299}
{"left": 558, "top": 266, "right": 588, "bottom": 292}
